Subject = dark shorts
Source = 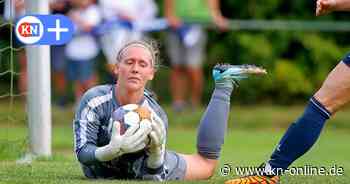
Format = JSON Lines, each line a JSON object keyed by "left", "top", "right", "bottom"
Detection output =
{"left": 81, "top": 150, "right": 187, "bottom": 181}
{"left": 163, "top": 150, "right": 187, "bottom": 180}
{"left": 67, "top": 59, "right": 95, "bottom": 82}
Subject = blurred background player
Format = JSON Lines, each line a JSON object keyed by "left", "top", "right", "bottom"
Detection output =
{"left": 65, "top": 0, "right": 101, "bottom": 104}
{"left": 50, "top": 0, "right": 72, "bottom": 107}
{"left": 164, "top": 0, "right": 228, "bottom": 112}
{"left": 98, "top": 0, "right": 158, "bottom": 83}
{"left": 225, "top": 0, "right": 350, "bottom": 183}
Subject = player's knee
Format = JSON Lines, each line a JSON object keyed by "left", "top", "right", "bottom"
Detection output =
{"left": 314, "top": 90, "right": 336, "bottom": 114}
{"left": 204, "top": 165, "right": 216, "bottom": 179}
{"left": 183, "top": 153, "right": 218, "bottom": 180}
{"left": 200, "top": 158, "right": 218, "bottom": 179}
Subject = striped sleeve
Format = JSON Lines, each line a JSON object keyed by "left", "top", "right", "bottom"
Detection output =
{"left": 73, "top": 106, "right": 100, "bottom": 165}
{"left": 73, "top": 87, "right": 113, "bottom": 165}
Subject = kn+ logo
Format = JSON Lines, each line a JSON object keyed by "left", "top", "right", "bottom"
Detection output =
{"left": 15, "top": 14, "right": 73, "bottom": 45}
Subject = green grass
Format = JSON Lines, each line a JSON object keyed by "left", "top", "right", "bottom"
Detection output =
{"left": 0, "top": 100, "right": 350, "bottom": 183}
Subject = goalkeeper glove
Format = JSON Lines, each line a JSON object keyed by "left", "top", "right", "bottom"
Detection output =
{"left": 146, "top": 113, "right": 166, "bottom": 169}
{"left": 95, "top": 119, "right": 152, "bottom": 162}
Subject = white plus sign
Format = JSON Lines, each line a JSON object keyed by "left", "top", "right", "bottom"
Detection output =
{"left": 47, "top": 19, "right": 69, "bottom": 41}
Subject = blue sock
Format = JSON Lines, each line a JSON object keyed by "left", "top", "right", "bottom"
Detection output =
{"left": 268, "top": 97, "right": 331, "bottom": 171}
{"left": 342, "top": 52, "right": 350, "bottom": 67}
{"left": 197, "top": 86, "right": 233, "bottom": 159}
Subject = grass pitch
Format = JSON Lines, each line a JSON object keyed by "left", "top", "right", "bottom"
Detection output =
{"left": 0, "top": 100, "right": 349, "bottom": 184}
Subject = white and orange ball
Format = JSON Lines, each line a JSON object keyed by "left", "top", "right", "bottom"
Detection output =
{"left": 112, "top": 104, "right": 152, "bottom": 135}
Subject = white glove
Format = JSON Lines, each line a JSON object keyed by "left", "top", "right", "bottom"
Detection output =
{"left": 146, "top": 113, "right": 166, "bottom": 169}
{"left": 95, "top": 119, "right": 152, "bottom": 162}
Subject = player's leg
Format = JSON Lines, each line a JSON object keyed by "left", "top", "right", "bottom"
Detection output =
{"left": 51, "top": 45, "right": 68, "bottom": 106}
{"left": 170, "top": 65, "right": 187, "bottom": 111}
{"left": 180, "top": 64, "right": 267, "bottom": 180}
{"left": 166, "top": 31, "right": 188, "bottom": 112}
{"left": 225, "top": 56, "right": 350, "bottom": 184}
{"left": 266, "top": 56, "right": 350, "bottom": 173}
{"left": 186, "top": 67, "right": 203, "bottom": 108}
{"left": 79, "top": 59, "right": 96, "bottom": 100}
{"left": 314, "top": 59, "right": 350, "bottom": 113}
{"left": 185, "top": 29, "right": 207, "bottom": 108}
{"left": 67, "top": 60, "right": 82, "bottom": 104}
{"left": 137, "top": 64, "right": 266, "bottom": 181}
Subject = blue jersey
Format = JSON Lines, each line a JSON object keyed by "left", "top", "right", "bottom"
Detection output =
{"left": 343, "top": 52, "right": 350, "bottom": 66}
{"left": 73, "top": 84, "right": 168, "bottom": 179}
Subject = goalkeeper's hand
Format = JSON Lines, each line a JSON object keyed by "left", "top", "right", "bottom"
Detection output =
{"left": 95, "top": 120, "right": 152, "bottom": 162}
{"left": 146, "top": 113, "right": 166, "bottom": 169}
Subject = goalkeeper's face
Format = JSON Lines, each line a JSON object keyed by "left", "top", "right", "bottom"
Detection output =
{"left": 114, "top": 46, "right": 155, "bottom": 92}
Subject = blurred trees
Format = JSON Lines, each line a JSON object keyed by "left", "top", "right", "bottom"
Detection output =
{"left": 1, "top": 0, "right": 349, "bottom": 104}
{"left": 153, "top": 0, "right": 350, "bottom": 104}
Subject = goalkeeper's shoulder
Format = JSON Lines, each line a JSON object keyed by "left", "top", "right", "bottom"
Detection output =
{"left": 76, "top": 84, "right": 114, "bottom": 111}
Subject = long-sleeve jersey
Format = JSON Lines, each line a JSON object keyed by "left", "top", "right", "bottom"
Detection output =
{"left": 73, "top": 84, "right": 168, "bottom": 178}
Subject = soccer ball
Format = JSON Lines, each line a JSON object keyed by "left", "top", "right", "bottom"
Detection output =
{"left": 111, "top": 104, "right": 152, "bottom": 135}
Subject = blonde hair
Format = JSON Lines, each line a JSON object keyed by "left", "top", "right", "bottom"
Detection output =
{"left": 116, "top": 39, "right": 161, "bottom": 69}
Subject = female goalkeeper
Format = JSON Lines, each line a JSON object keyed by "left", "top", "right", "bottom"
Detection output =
{"left": 73, "top": 39, "right": 265, "bottom": 180}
